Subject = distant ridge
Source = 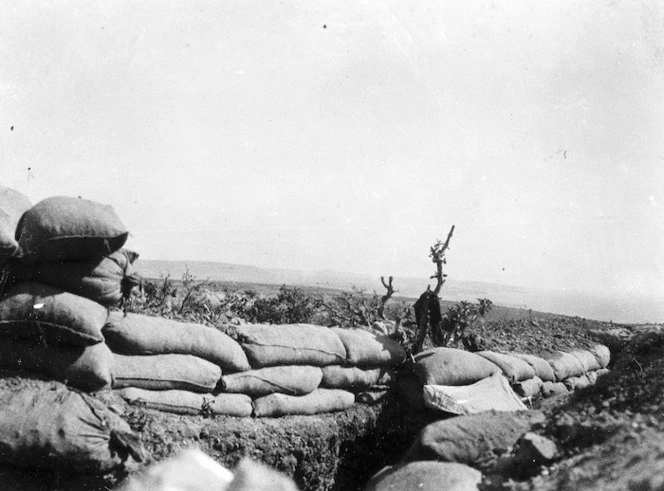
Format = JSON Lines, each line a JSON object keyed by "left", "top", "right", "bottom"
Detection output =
{"left": 134, "top": 259, "right": 663, "bottom": 324}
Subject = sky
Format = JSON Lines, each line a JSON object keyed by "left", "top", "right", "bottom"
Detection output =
{"left": 1, "top": 1, "right": 663, "bottom": 304}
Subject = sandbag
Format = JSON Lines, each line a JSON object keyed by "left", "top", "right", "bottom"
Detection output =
{"left": 570, "top": 350, "right": 601, "bottom": 372}
{"left": 237, "top": 323, "right": 346, "bottom": 368}
{"left": 112, "top": 354, "right": 221, "bottom": 392}
{"left": 0, "top": 186, "right": 32, "bottom": 261}
{"left": 119, "top": 388, "right": 253, "bottom": 417}
{"left": 0, "top": 336, "right": 113, "bottom": 391}
{"left": 16, "top": 196, "right": 128, "bottom": 263}
{"left": 229, "top": 457, "right": 300, "bottom": 491}
{"left": 423, "top": 373, "right": 527, "bottom": 415}
{"left": 103, "top": 311, "right": 250, "bottom": 373}
{"left": 15, "top": 249, "right": 140, "bottom": 307}
{"left": 414, "top": 347, "right": 501, "bottom": 386}
{"left": 364, "top": 461, "right": 482, "bottom": 491}
{"left": 541, "top": 381, "right": 569, "bottom": 397}
{"left": 330, "top": 327, "right": 406, "bottom": 367}
{"left": 509, "top": 352, "right": 556, "bottom": 382}
{"left": 0, "top": 281, "right": 108, "bottom": 346}
{"left": 253, "top": 388, "right": 355, "bottom": 417}
{"left": 0, "top": 381, "right": 142, "bottom": 473}
{"left": 476, "top": 351, "right": 535, "bottom": 382}
{"left": 401, "top": 410, "right": 545, "bottom": 466}
{"left": 545, "top": 351, "right": 585, "bottom": 381}
{"left": 563, "top": 374, "right": 591, "bottom": 391}
{"left": 321, "top": 365, "right": 388, "bottom": 391}
{"left": 513, "top": 376, "right": 544, "bottom": 398}
{"left": 587, "top": 344, "right": 611, "bottom": 369}
{"left": 221, "top": 365, "right": 322, "bottom": 397}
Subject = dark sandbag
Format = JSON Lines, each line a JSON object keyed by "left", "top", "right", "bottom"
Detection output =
{"left": 401, "top": 410, "right": 546, "bottom": 466}
{"left": 588, "top": 344, "right": 611, "bottom": 369}
{"left": 513, "top": 376, "right": 544, "bottom": 398}
{"left": 119, "top": 388, "right": 253, "bottom": 417}
{"left": 570, "top": 350, "right": 601, "bottom": 372}
{"left": 546, "top": 351, "right": 585, "bottom": 381}
{"left": 0, "top": 381, "right": 142, "bottom": 473}
{"left": 222, "top": 365, "right": 322, "bottom": 397}
{"left": 15, "top": 249, "right": 140, "bottom": 307}
{"left": 112, "top": 354, "right": 221, "bottom": 393}
{"left": 364, "top": 461, "right": 482, "bottom": 491}
{"left": 0, "top": 336, "right": 113, "bottom": 391}
{"left": 103, "top": 311, "right": 250, "bottom": 373}
{"left": 330, "top": 327, "right": 406, "bottom": 367}
{"left": 321, "top": 365, "right": 388, "bottom": 391}
{"left": 237, "top": 323, "right": 346, "bottom": 368}
{"left": 414, "top": 347, "right": 501, "bottom": 386}
{"left": 0, "top": 281, "right": 108, "bottom": 346}
{"left": 16, "top": 196, "right": 128, "bottom": 263}
{"left": 253, "top": 388, "right": 355, "bottom": 417}
{"left": 0, "top": 186, "right": 32, "bottom": 261}
{"left": 509, "top": 352, "right": 556, "bottom": 382}
{"left": 476, "top": 351, "right": 535, "bottom": 382}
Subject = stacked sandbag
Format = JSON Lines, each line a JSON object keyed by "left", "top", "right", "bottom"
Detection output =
{"left": 232, "top": 323, "right": 355, "bottom": 417}
{"left": 105, "top": 312, "right": 252, "bottom": 416}
{"left": 0, "top": 281, "right": 113, "bottom": 391}
{"left": 325, "top": 328, "right": 404, "bottom": 402}
{"left": 0, "top": 196, "right": 136, "bottom": 391}
{"left": 508, "top": 345, "right": 612, "bottom": 399}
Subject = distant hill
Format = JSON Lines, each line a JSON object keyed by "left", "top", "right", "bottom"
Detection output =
{"left": 134, "top": 259, "right": 663, "bottom": 324}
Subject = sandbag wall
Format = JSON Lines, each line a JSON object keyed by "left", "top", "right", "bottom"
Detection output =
{"left": 0, "top": 195, "right": 139, "bottom": 391}
{"left": 117, "top": 323, "right": 407, "bottom": 418}
{"left": 404, "top": 344, "right": 611, "bottom": 411}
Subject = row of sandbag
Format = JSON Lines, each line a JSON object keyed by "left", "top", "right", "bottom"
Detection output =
{"left": 117, "top": 323, "right": 406, "bottom": 417}
{"left": 401, "top": 344, "right": 611, "bottom": 409}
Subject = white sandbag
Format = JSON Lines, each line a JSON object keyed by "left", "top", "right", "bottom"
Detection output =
{"left": 563, "top": 374, "right": 591, "bottom": 391}
{"left": 546, "top": 351, "right": 585, "bottom": 381}
{"left": 570, "top": 350, "right": 601, "bottom": 372}
{"left": 321, "top": 366, "right": 388, "bottom": 391}
{"left": 423, "top": 373, "right": 527, "bottom": 415}
{"left": 509, "top": 352, "right": 556, "bottom": 382}
{"left": 587, "top": 344, "right": 611, "bottom": 368}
